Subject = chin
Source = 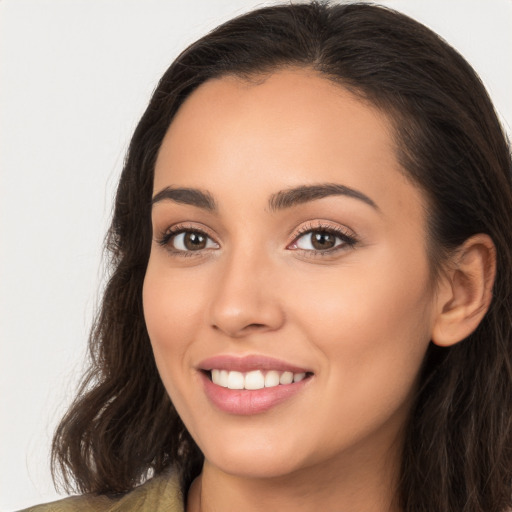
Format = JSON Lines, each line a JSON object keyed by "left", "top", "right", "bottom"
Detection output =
{"left": 198, "top": 429, "right": 311, "bottom": 479}
{"left": 208, "top": 452, "right": 305, "bottom": 480}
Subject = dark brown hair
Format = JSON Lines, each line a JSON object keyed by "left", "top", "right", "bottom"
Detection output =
{"left": 52, "top": 3, "right": 512, "bottom": 511}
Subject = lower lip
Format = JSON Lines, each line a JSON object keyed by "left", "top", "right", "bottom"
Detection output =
{"left": 200, "top": 372, "right": 311, "bottom": 415}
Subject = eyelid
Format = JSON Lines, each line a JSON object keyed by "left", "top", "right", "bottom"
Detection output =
{"left": 287, "top": 220, "right": 358, "bottom": 253}
{"left": 154, "top": 220, "right": 357, "bottom": 258}
{"left": 155, "top": 222, "right": 220, "bottom": 254}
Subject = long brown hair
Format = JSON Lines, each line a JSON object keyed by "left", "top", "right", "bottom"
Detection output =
{"left": 52, "top": 3, "right": 512, "bottom": 511}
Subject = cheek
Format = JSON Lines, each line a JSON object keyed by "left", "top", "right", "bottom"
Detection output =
{"left": 286, "top": 247, "right": 434, "bottom": 379}
{"left": 284, "top": 261, "right": 433, "bottom": 445}
{"left": 142, "top": 259, "right": 205, "bottom": 388}
{"left": 143, "top": 257, "right": 204, "bottom": 336}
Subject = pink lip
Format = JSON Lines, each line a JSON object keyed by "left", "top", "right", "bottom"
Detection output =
{"left": 198, "top": 354, "right": 310, "bottom": 373}
{"left": 200, "top": 373, "right": 311, "bottom": 415}
{"left": 197, "top": 355, "right": 313, "bottom": 415}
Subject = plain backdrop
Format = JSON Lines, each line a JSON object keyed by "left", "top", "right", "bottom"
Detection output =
{"left": 1, "top": 0, "right": 511, "bottom": 510}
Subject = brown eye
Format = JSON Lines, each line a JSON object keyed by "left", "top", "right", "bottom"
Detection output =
{"left": 295, "top": 230, "right": 339, "bottom": 251}
{"left": 170, "top": 231, "right": 219, "bottom": 252}
{"left": 183, "top": 232, "right": 207, "bottom": 250}
{"left": 291, "top": 227, "right": 356, "bottom": 253}
{"left": 310, "top": 231, "right": 336, "bottom": 250}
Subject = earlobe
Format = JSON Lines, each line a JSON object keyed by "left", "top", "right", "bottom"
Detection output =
{"left": 431, "top": 234, "right": 496, "bottom": 347}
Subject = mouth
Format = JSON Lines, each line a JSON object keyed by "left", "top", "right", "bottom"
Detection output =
{"left": 204, "top": 368, "right": 312, "bottom": 390}
{"left": 197, "top": 355, "right": 314, "bottom": 414}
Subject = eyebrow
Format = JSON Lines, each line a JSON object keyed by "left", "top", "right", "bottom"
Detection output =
{"left": 151, "top": 186, "right": 216, "bottom": 211}
{"left": 151, "top": 182, "right": 378, "bottom": 212}
{"left": 268, "top": 183, "right": 378, "bottom": 212}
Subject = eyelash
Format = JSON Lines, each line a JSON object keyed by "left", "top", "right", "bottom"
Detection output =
{"left": 156, "top": 222, "right": 358, "bottom": 257}
{"left": 156, "top": 224, "right": 218, "bottom": 257}
{"left": 288, "top": 222, "right": 358, "bottom": 256}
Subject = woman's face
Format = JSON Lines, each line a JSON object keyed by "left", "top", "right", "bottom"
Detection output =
{"left": 143, "top": 69, "right": 438, "bottom": 481}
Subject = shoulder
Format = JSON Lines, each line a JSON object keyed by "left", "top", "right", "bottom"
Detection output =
{"left": 17, "top": 493, "right": 114, "bottom": 512}
{"left": 17, "top": 471, "right": 184, "bottom": 512}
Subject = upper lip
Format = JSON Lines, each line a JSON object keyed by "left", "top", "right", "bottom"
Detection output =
{"left": 197, "top": 354, "right": 311, "bottom": 374}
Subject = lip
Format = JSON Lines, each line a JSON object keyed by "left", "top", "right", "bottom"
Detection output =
{"left": 198, "top": 354, "right": 311, "bottom": 373}
{"left": 198, "top": 355, "right": 313, "bottom": 415}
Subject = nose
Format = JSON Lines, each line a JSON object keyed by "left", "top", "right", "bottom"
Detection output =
{"left": 208, "top": 247, "right": 285, "bottom": 338}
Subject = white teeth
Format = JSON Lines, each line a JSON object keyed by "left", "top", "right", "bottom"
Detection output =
{"left": 244, "top": 370, "right": 265, "bottom": 390}
{"left": 219, "top": 370, "right": 229, "bottom": 387}
{"left": 264, "top": 370, "right": 280, "bottom": 388}
{"left": 279, "top": 371, "right": 293, "bottom": 385}
{"left": 210, "top": 369, "right": 308, "bottom": 389}
{"left": 227, "top": 371, "right": 244, "bottom": 389}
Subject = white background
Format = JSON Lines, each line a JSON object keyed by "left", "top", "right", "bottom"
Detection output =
{"left": 1, "top": 1, "right": 511, "bottom": 510}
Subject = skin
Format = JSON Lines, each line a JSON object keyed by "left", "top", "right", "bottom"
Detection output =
{"left": 142, "top": 69, "right": 486, "bottom": 511}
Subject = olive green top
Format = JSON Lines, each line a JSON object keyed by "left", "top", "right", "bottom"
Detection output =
{"left": 18, "top": 472, "right": 184, "bottom": 512}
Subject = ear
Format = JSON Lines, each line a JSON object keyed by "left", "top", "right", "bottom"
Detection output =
{"left": 431, "top": 234, "right": 496, "bottom": 347}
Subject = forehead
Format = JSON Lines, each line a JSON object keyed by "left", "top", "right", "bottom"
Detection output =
{"left": 153, "top": 68, "right": 425, "bottom": 223}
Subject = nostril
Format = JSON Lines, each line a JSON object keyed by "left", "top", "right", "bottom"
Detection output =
{"left": 240, "top": 323, "right": 270, "bottom": 333}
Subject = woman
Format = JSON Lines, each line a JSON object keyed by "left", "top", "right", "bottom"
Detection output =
{"left": 22, "top": 2, "right": 512, "bottom": 511}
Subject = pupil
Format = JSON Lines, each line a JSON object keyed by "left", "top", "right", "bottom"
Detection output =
{"left": 184, "top": 232, "right": 206, "bottom": 250}
{"left": 312, "top": 231, "right": 335, "bottom": 250}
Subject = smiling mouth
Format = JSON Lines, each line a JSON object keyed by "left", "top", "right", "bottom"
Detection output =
{"left": 206, "top": 369, "right": 313, "bottom": 390}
